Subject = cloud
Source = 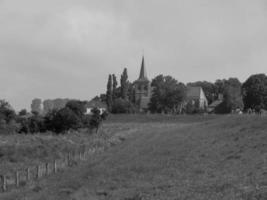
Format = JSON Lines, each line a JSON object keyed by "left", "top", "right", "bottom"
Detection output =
{"left": 1, "top": 0, "right": 267, "bottom": 109}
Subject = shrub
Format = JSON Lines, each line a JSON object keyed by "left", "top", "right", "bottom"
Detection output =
{"left": 46, "top": 107, "right": 81, "bottom": 133}
{"left": 112, "top": 98, "right": 135, "bottom": 113}
{"left": 89, "top": 108, "right": 102, "bottom": 133}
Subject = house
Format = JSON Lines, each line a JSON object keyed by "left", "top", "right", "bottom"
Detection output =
{"left": 186, "top": 86, "right": 208, "bottom": 110}
{"left": 85, "top": 100, "right": 107, "bottom": 115}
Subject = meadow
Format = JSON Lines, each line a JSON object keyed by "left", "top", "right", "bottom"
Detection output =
{"left": 0, "top": 114, "right": 266, "bottom": 200}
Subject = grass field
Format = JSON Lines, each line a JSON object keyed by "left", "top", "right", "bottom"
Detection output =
{"left": 0, "top": 114, "right": 267, "bottom": 200}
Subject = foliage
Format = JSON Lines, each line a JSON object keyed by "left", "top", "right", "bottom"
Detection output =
{"left": 112, "top": 74, "right": 118, "bottom": 101}
{"left": 46, "top": 107, "right": 82, "bottom": 133}
{"left": 18, "top": 109, "right": 27, "bottom": 116}
{"left": 31, "top": 98, "right": 42, "bottom": 114}
{"left": 106, "top": 74, "right": 113, "bottom": 111}
{"left": 242, "top": 74, "right": 267, "bottom": 110}
{"left": 149, "top": 75, "right": 186, "bottom": 113}
{"left": 120, "top": 68, "right": 129, "bottom": 100}
{"left": 65, "top": 100, "right": 86, "bottom": 118}
{"left": 0, "top": 100, "right": 16, "bottom": 124}
{"left": 112, "top": 98, "right": 136, "bottom": 114}
{"left": 89, "top": 108, "right": 102, "bottom": 133}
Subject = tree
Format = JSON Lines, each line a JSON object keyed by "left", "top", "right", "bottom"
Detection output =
{"left": 242, "top": 74, "right": 267, "bottom": 110}
{"left": 106, "top": 74, "right": 113, "bottom": 111}
{"left": 65, "top": 100, "right": 86, "bottom": 118}
{"left": 112, "top": 98, "right": 135, "bottom": 113}
{"left": 46, "top": 107, "right": 81, "bottom": 133}
{"left": 112, "top": 74, "right": 118, "bottom": 101}
{"left": 0, "top": 100, "right": 16, "bottom": 124}
{"left": 31, "top": 98, "right": 42, "bottom": 114}
{"left": 215, "top": 78, "right": 244, "bottom": 113}
{"left": 120, "top": 68, "right": 129, "bottom": 99}
{"left": 89, "top": 108, "right": 102, "bottom": 133}
{"left": 149, "top": 75, "right": 186, "bottom": 113}
{"left": 18, "top": 109, "right": 27, "bottom": 116}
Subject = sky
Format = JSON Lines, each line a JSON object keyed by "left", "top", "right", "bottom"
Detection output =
{"left": 1, "top": 0, "right": 267, "bottom": 110}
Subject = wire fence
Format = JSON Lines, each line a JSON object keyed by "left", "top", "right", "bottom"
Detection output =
{"left": 0, "top": 145, "right": 105, "bottom": 193}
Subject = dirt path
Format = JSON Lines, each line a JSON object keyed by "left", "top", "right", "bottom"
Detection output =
{"left": 1, "top": 119, "right": 266, "bottom": 200}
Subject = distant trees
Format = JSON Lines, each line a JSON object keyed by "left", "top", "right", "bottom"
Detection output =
{"left": 0, "top": 100, "right": 16, "bottom": 124}
{"left": 120, "top": 68, "right": 129, "bottom": 100}
{"left": 105, "top": 68, "right": 136, "bottom": 113}
{"left": 112, "top": 74, "right": 118, "bottom": 101}
{"left": 31, "top": 98, "right": 42, "bottom": 114}
{"left": 112, "top": 98, "right": 135, "bottom": 113}
{"left": 215, "top": 78, "right": 244, "bottom": 113}
{"left": 18, "top": 109, "right": 28, "bottom": 116}
{"left": 242, "top": 74, "right": 267, "bottom": 110}
{"left": 43, "top": 99, "right": 70, "bottom": 114}
{"left": 106, "top": 74, "right": 113, "bottom": 112}
{"left": 149, "top": 75, "right": 186, "bottom": 113}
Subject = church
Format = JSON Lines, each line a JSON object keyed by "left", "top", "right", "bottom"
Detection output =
{"left": 133, "top": 57, "right": 208, "bottom": 112}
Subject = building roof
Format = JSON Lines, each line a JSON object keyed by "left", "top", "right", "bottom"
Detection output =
{"left": 86, "top": 100, "right": 107, "bottom": 109}
{"left": 187, "top": 86, "right": 202, "bottom": 99}
{"left": 208, "top": 100, "right": 223, "bottom": 108}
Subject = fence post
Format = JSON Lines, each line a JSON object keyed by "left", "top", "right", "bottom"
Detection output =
{"left": 53, "top": 160, "right": 57, "bottom": 173}
{"left": 45, "top": 163, "right": 49, "bottom": 176}
{"left": 36, "top": 165, "right": 41, "bottom": 179}
{"left": 68, "top": 152, "right": 71, "bottom": 166}
{"left": 1, "top": 175, "right": 7, "bottom": 192}
{"left": 15, "top": 171, "right": 19, "bottom": 187}
{"left": 26, "top": 168, "right": 30, "bottom": 181}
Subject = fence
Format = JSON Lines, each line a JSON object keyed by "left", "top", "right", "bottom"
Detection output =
{"left": 0, "top": 145, "right": 105, "bottom": 193}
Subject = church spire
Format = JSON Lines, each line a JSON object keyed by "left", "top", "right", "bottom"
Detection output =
{"left": 138, "top": 55, "right": 148, "bottom": 80}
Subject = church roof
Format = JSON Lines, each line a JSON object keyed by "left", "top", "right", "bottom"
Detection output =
{"left": 186, "top": 86, "right": 207, "bottom": 101}
{"left": 137, "top": 56, "right": 149, "bottom": 82}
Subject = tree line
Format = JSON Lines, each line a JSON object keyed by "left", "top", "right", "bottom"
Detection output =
{"left": 100, "top": 69, "right": 267, "bottom": 114}
{"left": 0, "top": 100, "right": 108, "bottom": 135}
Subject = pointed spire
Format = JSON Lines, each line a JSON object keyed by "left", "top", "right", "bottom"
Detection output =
{"left": 138, "top": 55, "right": 148, "bottom": 80}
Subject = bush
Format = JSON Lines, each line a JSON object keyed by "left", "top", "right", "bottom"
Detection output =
{"left": 89, "top": 108, "right": 102, "bottom": 133}
{"left": 45, "top": 107, "right": 82, "bottom": 133}
{"left": 112, "top": 98, "right": 135, "bottom": 113}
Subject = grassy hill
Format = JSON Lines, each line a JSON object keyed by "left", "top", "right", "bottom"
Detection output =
{"left": 0, "top": 115, "right": 266, "bottom": 200}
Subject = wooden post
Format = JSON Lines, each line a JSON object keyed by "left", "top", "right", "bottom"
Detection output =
{"left": 26, "top": 168, "right": 30, "bottom": 181}
{"left": 15, "top": 171, "right": 19, "bottom": 187}
{"left": 79, "top": 152, "right": 82, "bottom": 160}
{"left": 53, "top": 160, "right": 57, "bottom": 173}
{"left": 68, "top": 152, "right": 71, "bottom": 166}
{"left": 45, "top": 163, "right": 49, "bottom": 176}
{"left": 36, "top": 165, "right": 41, "bottom": 179}
{"left": 1, "top": 175, "right": 7, "bottom": 192}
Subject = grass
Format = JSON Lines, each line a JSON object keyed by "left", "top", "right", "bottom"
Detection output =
{"left": 0, "top": 114, "right": 267, "bottom": 200}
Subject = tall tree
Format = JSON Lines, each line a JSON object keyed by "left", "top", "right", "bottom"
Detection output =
{"left": 106, "top": 74, "right": 113, "bottom": 111}
{"left": 149, "top": 75, "right": 186, "bottom": 113}
{"left": 112, "top": 74, "right": 118, "bottom": 101}
{"left": 120, "top": 68, "right": 129, "bottom": 99}
{"left": 242, "top": 74, "right": 267, "bottom": 110}
{"left": 222, "top": 78, "right": 244, "bottom": 113}
{"left": 31, "top": 98, "right": 42, "bottom": 114}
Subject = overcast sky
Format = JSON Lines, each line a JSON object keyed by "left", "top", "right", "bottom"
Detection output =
{"left": 1, "top": 0, "right": 267, "bottom": 110}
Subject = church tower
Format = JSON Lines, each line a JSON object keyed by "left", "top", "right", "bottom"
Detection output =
{"left": 134, "top": 56, "right": 152, "bottom": 112}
